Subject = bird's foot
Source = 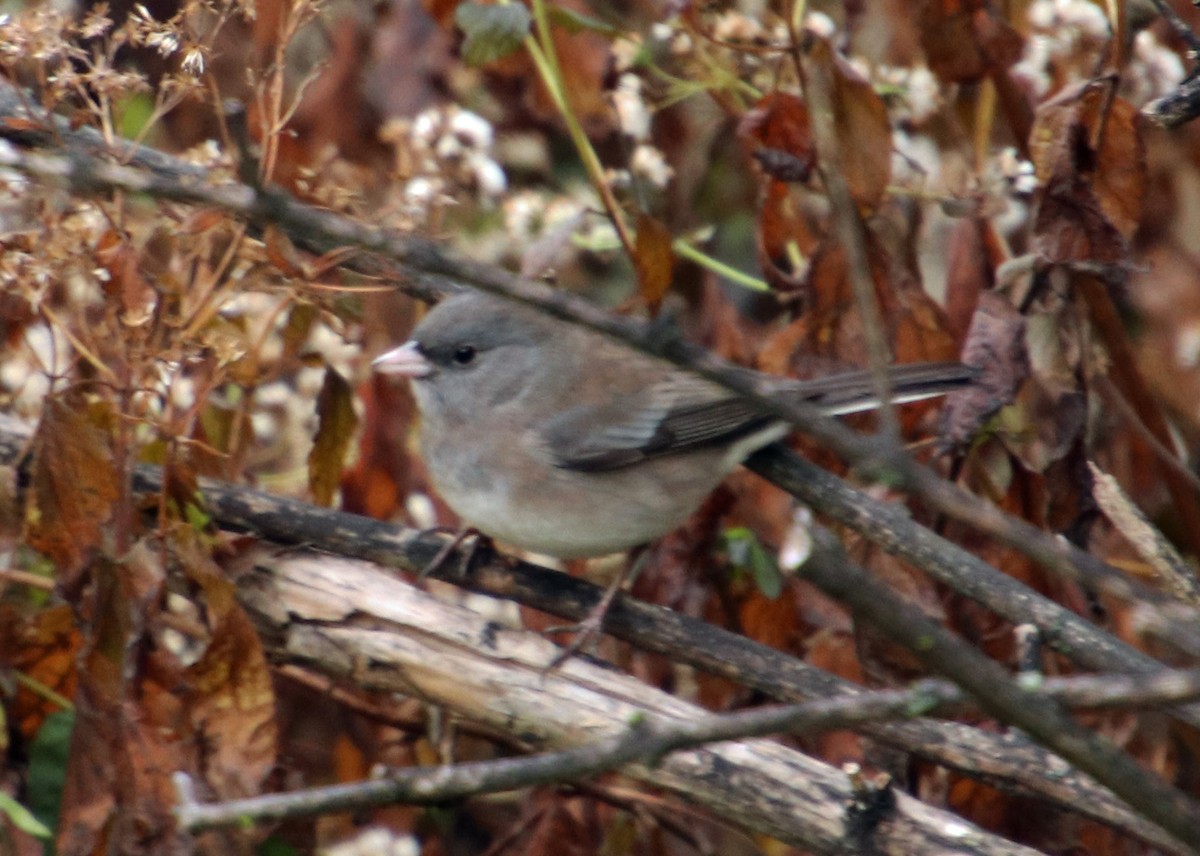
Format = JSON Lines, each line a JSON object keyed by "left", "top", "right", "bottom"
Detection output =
{"left": 420, "top": 526, "right": 494, "bottom": 579}
{"left": 541, "top": 566, "right": 628, "bottom": 674}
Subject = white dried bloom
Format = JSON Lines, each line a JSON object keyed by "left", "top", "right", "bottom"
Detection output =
{"left": 79, "top": 5, "right": 112, "bottom": 38}
{"left": 449, "top": 109, "right": 493, "bottom": 150}
{"left": 713, "top": 11, "right": 762, "bottom": 43}
{"left": 1012, "top": 34, "right": 1053, "bottom": 96}
{"left": 181, "top": 47, "right": 205, "bottom": 76}
{"left": 1174, "top": 322, "right": 1200, "bottom": 368}
{"left": 611, "top": 34, "right": 641, "bottom": 73}
{"left": 903, "top": 66, "right": 940, "bottom": 123}
{"left": 630, "top": 144, "right": 673, "bottom": 188}
{"left": 146, "top": 30, "right": 179, "bottom": 57}
{"left": 604, "top": 167, "right": 632, "bottom": 190}
{"left": 412, "top": 109, "right": 440, "bottom": 144}
{"left": 649, "top": 23, "right": 672, "bottom": 43}
{"left": 434, "top": 132, "right": 464, "bottom": 161}
{"left": 404, "top": 176, "right": 441, "bottom": 205}
{"left": 502, "top": 190, "right": 545, "bottom": 238}
{"left": 997, "top": 147, "right": 1037, "bottom": 194}
{"left": 468, "top": 153, "right": 507, "bottom": 198}
{"left": 1126, "top": 30, "right": 1185, "bottom": 105}
{"left": 612, "top": 73, "right": 650, "bottom": 140}
{"left": 803, "top": 11, "right": 837, "bottom": 39}
{"left": 670, "top": 31, "right": 693, "bottom": 55}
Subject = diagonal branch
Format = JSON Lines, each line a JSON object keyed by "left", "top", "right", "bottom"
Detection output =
{"left": 0, "top": 86, "right": 1179, "bottom": 627}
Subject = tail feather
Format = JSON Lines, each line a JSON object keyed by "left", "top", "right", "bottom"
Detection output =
{"left": 795, "top": 362, "right": 978, "bottom": 416}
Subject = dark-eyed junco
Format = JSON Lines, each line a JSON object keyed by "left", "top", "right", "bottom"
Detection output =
{"left": 373, "top": 290, "right": 972, "bottom": 559}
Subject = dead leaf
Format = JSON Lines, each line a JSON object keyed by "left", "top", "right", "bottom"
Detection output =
{"left": 182, "top": 534, "right": 278, "bottom": 799}
{"left": 759, "top": 234, "right": 957, "bottom": 370}
{"left": 1029, "top": 80, "right": 1146, "bottom": 262}
{"left": 803, "top": 37, "right": 893, "bottom": 211}
{"left": 309, "top": 367, "right": 360, "bottom": 506}
{"left": 25, "top": 397, "right": 122, "bottom": 588}
{"left": 634, "top": 214, "right": 675, "bottom": 310}
{"left": 919, "top": 0, "right": 1023, "bottom": 84}
{"left": 938, "top": 289, "right": 1029, "bottom": 451}
{"left": 0, "top": 605, "right": 79, "bottom": 741}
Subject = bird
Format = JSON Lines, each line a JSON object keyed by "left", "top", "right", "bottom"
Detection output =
{"left": 372, "top": 290, "right": 974, "bottom": 560}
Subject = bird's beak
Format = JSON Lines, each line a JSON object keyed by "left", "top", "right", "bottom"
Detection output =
{"left": 372, "top": 341, "right": 432, "bottom": 378}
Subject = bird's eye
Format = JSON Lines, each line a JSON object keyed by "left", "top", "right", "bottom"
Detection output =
{"left": 452, "top": 345, "right": 477, "bottom": 366}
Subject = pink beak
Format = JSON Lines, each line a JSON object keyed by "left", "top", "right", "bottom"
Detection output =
{"left": 372, "top": 341, "right": 432, "bottom": 378}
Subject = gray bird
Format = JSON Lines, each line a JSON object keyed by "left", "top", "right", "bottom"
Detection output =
{"left": 373, "top": 290, "right": 972, "bottom": 559}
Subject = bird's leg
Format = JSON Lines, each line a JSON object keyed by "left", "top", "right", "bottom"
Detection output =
{"left": 542, "top": 547, "right": 649, "bottom": 673}
{"left": 419, "top": 526, "right": 493, "bottom": 579}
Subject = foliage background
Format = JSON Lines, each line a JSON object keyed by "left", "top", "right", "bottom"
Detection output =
{"left": 4, "top": 0, "right": 1200, "bottom": 853}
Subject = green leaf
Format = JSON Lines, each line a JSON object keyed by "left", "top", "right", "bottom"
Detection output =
{"left": 547, "top": 5, "right": 619, "bottom": 37}
{"left": 27, "top": 710, "right": 74, "bottom": 843}
{"left": 0, "top": 794, "right": 52, "bottom": 838}
{"left": 256, "top": 835, "right": 302, "bottom": 856}
{"left": 455, "top": 2, "right": 532, "bottom": 66}
{"left": 722, "top": 527, "right": 783, "bottom": 599}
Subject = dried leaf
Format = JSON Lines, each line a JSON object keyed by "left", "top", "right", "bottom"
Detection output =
{"left": 94, "top": 229, "right": 156, "bottom": 322}
{"left": 634, "top": 214, "right": 675, "bottom": 309}
{"left": 938, "top": 290, "right": 1029, "bottom": 451}
{"left": 760, "top": 234, "right": 956, "bottom": 369}
{"left": 804, "top": 37, "right": 892, "bottom": 210}
{"left": 0, "top": 605, "right": 79, "bottom": 741}
{"left": 56, "top": 547, "right": 184, "bottom": 856}
{"left": 24, "top": 397, "right": 121, "bottom": 584}
{"left": 263, "top": 224, "right": 306, "bottom": 276}
{"left": 182, "top": 536, "right": 278, "bottom": 798}
{"left": 738, "top": 92, "right": 816, "bottom": 181}
{"left": 1029, "top": 81, "right": 1146, "bottom": 261}
{"left": 280, "top": 301, "right": 319, "bottom": 364}
{"left": 943, "top": 218, "right": 1003, "bottom": 339}
{"left": 919, "top": 0, "right": 1022, "bottom": 83}
{"left": 309, "top": 367, "right": 360, "bottom": 506}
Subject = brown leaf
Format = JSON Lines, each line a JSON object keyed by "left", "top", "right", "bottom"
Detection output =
{"left": 94, "top": 229, "right": 156, "bottom": 322}
{"left": 1029, "top": 81, "right": 1146, "bottom": 262}
{"left": 280, "top": 301, "right": 319, "bottom": 365}
{"left": 943, "top": 217, "right": 1003, "bottom": 339}
{"left": 738, "top": 92, "right": 816, "bottom": 175}
{"left": 919, "top": 0, "right": 1023, "bottom": 84}
{"left": 755, "top": 181, "right": 819, "bottom": 289}
{"left": 938, "top": 289, "right": 1029, "bottom": 451}
{"left": 0, "top": 605, "right": 79, "bottom": 741}
{"left": 523, "top": 792, "right": 592, "bottom": 856}
{"left": 179, "top": 208, "right": 228, "bottom": 234}
{"left": 634, "top": 214, "right": 675, "bottom": 310}
{"left": 804, "top": 37, "right": 893, "bottom": 210}
{"left": 263, "top": 224, "right": 306, "bottom": 277}
{"left": 309, "top": 367, "right": 361, "bottom": 506}
{"left": 56, "top": 546, "right": 186, "bottom": 856}
{"left": 25, "top": 397, "right": 122, "bottom": 586}
{"left": 738, "top": 93, "right": 821, "bottom": 283}
{"left": 182, "top": 535, "right": 278, "bottom": 799}
{"left": 759, "top": 233, "right": 957, "bottom": 371}
{"left": 739, "top": 589, "right": 798, "bottom": 653}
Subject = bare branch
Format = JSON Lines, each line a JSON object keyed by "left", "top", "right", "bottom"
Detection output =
{"left": 801, "top": 528, "right": 1200, "bottom": 851}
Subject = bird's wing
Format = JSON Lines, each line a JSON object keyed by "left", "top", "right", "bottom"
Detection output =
{"left": 538, "top": 361, "right": 976, "bottom": 472}
{"left": 539, "top": 373, "right": 773, "bottom": 472}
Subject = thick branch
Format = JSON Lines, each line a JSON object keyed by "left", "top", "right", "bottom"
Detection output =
{"left": 226, "top": 548, "right": 1047, "bottom": 856}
